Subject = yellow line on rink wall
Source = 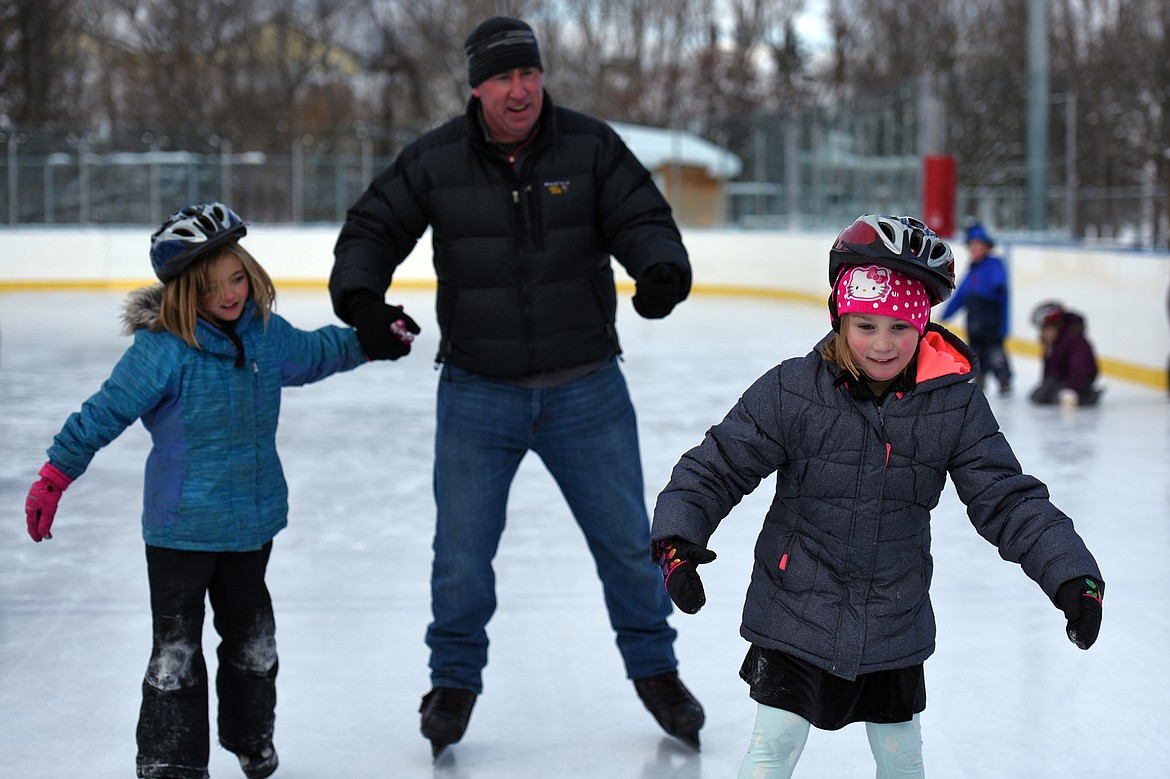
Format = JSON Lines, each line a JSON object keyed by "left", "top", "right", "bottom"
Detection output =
{"left": 0, "top": 278, "right": 438, "bottom": 292}
{"left": 2, "top": 278, "right": 1165, "bottom": 392}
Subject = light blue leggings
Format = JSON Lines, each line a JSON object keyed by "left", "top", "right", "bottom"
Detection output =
{"left": 737, "top": 704, "right": 924, "bottom": 778}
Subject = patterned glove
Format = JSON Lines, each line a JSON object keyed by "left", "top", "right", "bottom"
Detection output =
{"left": 1056, "top": 576, "right": 1104, "bottom": 650}
{"left": 25, "top": 462, "right": 72, "bottom": 542}
{"left": 651, "top": 537, "right": 717, "bottom": 614}
{"left": 346, "top": 290, "right": 420, "bottom": 361}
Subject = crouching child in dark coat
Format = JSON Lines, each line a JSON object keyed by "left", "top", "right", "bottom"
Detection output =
{"left": 1029, "top": 300, "right": 1103, "bottom": 407}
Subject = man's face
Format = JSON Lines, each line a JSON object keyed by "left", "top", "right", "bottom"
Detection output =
{"left": 473, "top": 66, "right": 543, "bottom": 144}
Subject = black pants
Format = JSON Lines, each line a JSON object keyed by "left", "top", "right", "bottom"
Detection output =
{"left": 136, "top": 544, "right": 277, "bottom": 779}
{"left": 1029, "top": 375, "right": 1101, "bottom": 406}
{"left": 969, "top": 337, "right": 1012, "bottom": 388}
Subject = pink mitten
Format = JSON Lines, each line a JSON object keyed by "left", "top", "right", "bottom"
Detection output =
{"left": 25, "top": 463, "right": 72, "bottom": 542}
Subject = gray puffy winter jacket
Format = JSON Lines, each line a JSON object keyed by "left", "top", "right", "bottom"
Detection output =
{"left": 651, "top": 325, "right": 1102, "bottom": 680}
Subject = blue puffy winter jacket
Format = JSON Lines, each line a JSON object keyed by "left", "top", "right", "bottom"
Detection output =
{"left": 941, "top": 255, "right": 1010, "bottom": 341}
{"left": 46, "top": 285, "right": 366, "bottom": 551}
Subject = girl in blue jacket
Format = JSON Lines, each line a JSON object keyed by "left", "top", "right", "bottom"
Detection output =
{"left": 650, "top": 215, "right": 1104, "bottom": 778}
{"left": 23, "top": 202, "right": 417, "bottom": 779}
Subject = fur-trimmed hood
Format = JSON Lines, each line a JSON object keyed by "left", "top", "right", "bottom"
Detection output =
{"left": 49, "top": 289, "right": 367, "bottom": 552}
{"left": 121, "top": 283, "right": 164, "bottom": 335}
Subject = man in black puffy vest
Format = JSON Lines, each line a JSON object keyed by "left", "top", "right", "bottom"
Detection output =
{"left": 329, "top": 15, "right": 702, "bottom": 759}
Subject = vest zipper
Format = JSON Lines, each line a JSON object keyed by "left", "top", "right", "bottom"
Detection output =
{"left": 512, "top": 187, "right": 536, "bottom": 373}
{"left": 874, "top": 397, "right": 892, "bottom": 466}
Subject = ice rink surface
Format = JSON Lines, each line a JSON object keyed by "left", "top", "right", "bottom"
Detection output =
{"left": 2, "top": 288, "right": 1167, "bottom": 778}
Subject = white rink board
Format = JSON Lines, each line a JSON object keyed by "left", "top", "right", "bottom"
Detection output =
{"left": 1, "top": 224, "right": 1167, "bottom": 380}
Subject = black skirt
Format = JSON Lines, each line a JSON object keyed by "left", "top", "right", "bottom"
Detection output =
{"left": 739, "top": 644, "right": 926, "bottom": 731}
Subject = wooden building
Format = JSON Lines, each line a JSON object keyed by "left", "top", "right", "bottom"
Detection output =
{"left": 610, "top": 122, "right": 742, "bottom": 228}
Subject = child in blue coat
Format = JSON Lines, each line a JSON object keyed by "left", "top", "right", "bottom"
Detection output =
{"left": 23, "top": 202, "right": 419, "bottom": 779}
{"left": 650, "top": 215, "right": 1103, "bottom": 778}
{"left": 940, "top": 223, "right": 1013, "bottom": 394}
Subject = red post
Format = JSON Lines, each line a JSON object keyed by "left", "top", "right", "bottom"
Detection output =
{"left": 922, "top": 155, "right": 956, "bottom": 238}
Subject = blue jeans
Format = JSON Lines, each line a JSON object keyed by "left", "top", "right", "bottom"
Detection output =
{"left": 427, "top": 359, "right": 677, "bottom": 693}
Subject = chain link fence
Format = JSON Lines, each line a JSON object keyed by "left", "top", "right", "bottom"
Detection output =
{"left": 0, "top": 125, "right": 398, "bottom": 226}
{"left": 3, "top": 100, "right": 1166, "bottom": 247}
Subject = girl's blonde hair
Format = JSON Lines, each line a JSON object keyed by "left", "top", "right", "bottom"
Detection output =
{"left": 155, "top": 242, "right": 276, "bottom": 347}
{"left": 819, "top": 317, "right": 862, "bottom": 381}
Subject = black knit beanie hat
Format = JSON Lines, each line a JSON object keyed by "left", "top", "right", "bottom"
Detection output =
{"left": 464, "top": 16, "right": 543, "bottom": 87}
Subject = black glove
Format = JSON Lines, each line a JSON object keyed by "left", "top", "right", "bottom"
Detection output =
{"left": 632, "top": 263, "right": 685, "bottom": 319}
{"left": 1057, "top": 576, "right": 1104, "bottom": 650}
{"left": 346, "top": 290, "right": 421, "bottom": 361}
{"left": 651, "top": 537, "right": 717, "bottom": 615}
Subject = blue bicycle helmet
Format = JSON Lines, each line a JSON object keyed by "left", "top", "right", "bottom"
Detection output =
{"left": 149, "top": 202, "right": 248, "bottom": 282}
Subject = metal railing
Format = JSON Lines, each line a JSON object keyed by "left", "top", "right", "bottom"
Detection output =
{"left": 3, "top": 126, "right": 1166, "bottom": 248}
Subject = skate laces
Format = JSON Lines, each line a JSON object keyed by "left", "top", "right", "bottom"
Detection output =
{"left": 237, "top": 744, "right": 278, "bottom": 779}
{"left": 637, "top": 672, "right": 689, "bottom": 706}
{"left": 422, "top": 687, "right": 476, "bottom": 718}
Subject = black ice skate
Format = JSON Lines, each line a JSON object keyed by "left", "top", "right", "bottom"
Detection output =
{"left": 634, "top": 672, "right": 705, "bottom": 750}
{"left": 237, "top": 743, "right": 278, "bottom": 779}
{"left": 419, "top": 687, "right": 477, "bottom": 759}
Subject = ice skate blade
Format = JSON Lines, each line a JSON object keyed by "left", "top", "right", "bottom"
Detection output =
{"left": 430, "top": 740, "right": 452, "bottom": 762}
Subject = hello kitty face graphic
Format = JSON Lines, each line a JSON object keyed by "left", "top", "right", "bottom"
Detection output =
{"left": 842, "top": 265, "right": 892, "bottom": 304}
{"left": 833, "top": 263, "right": 931, "bottom": 333}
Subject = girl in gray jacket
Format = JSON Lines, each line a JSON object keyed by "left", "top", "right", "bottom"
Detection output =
{"left": 650, "top": 215, "right": 1104, "bottom": 778}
